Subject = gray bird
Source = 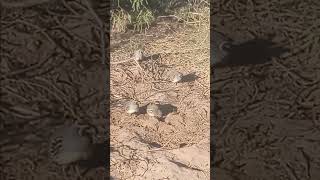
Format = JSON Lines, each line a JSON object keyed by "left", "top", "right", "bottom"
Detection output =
{"left": 49, "top": 125, "right": 93, "bottom": 165}
{"left": 126, "top": 100, "right": 139, "bottom": 115}
{"left": 165, "top": 70, "right": 183, "bottom": 84}
{"left": 146, "top": 103, "right": 163, "bottom": 119}
{"left": 170, "top": 71, "right": 183, "bottom": 84}
{"left": 211, "top": 30, "right": 234, "bottom": 66}
{"left": 133, "top": 49, "right": 144, "bottom": 62}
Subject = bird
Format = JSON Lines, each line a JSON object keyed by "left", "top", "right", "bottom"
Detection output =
{"left": 126, "top": 100, "right": 139, "bottom": 115}
{"left": 211, "top": 31, "right": 288, "bottom": 66}
{"left": 133, "top": 49, "right": 144, "bottom": 62}
{"left": 211, "top": 30, "right": 234, "bottom": 66}
{"left": 170, "top": 71, "right": 183, "bottom": 84}
{"left": 225, "top": 38, "right": 289, "bottom": 66}
{"left": 49, "top": 125, "right": 93, "bottom": 165}
{"left": 146, "top": 103, "right": 163, "bottom": 119}
{"left": 164, "top": 70, "right": 183, "bottom": 84}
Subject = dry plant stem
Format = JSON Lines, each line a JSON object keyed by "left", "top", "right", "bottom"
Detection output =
{"left": 74, "top": 165, "right": 83, "bottom": 179}
{"left": 111, "top": 59, "right": 131, "bottom": 64}
{"left": 7, "top": 20, "right": 55, "bottom": 45}
{"left": 1, "top": 86, "right": 28, "bottom": 101}
{"left": 1, "top": 106, "right": 41, "bottom": 120}
{"left": 273, "top": 60, "right": 317, "bottom": 85}
{"left": 135, "top": 59, "right": 144, "bottom": 70}
{"left": 2, "top": 54, "right": 53, "bottom": 79}
{"left": 62, "top": 166, "right": 69, "bottom": 180}
{"left": 151, "top": 84, "right": 182, "bottom": 92}
{"left": 279, "top": 159, "right": 299, "bottom": 180}
{"left": 52, "top": 18, "right": 99, "bottom": 48}
{"left": 2, "top": 19, "right": 72, "bottom": 57}
{"left": 146, "top": 145, "right": 184, "bottom": 153}
{"left": 0, "top": 0, "right": 50, "bottom": 8}
{"left": 61, "top": 0, "right": 80, "bottom": 15}
{"left": 74, "top": 0, "right": 107, "bottom": 65}
{"left": 15, "top": 78, "right": 80, "bottom": 121}
{"left": 92, "top": 8, "right": 107, "bottom": 66}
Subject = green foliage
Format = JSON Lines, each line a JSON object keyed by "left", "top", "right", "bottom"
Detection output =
{"left": 133, "top": 8, "right": 154, "bottom": 32}
{"left": 112, "top": 0, "right": 155, "bottom": 32}
{"left": 111, "top": 0, "right": 209, "bottom": 32}
{"left": 130, "top": 0, "right": 147, "bottom": 12}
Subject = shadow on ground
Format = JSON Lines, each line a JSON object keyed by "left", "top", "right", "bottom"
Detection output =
{"left": 217, "top": 39, "right": 289, "bottom": 67}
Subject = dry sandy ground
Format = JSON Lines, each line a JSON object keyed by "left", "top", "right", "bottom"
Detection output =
{"left": 212, "top": 0, "right": 320, "bottom": 179}
{"left": 1, "top": 1, "right": 108, "bottom": 180}
{"left": 0, "top": 1, "right": 209, "bottom": 179}
{"left": 110, "top": 11, "right": 210, "bottom": 179}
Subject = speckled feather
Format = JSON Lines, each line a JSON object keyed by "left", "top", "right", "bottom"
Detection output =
{"left": 169, "top": 71, "right": 183, "bottom": 83}
{"left": 146, "top": 103, "right": 162, "bottom": 118}
{"left": 126, "top": 100, "right": 139, "bottom": 114}
{"left": 133, "top": 49, "right": 144, "bottom": 61}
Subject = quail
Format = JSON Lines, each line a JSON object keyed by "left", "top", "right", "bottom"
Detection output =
{"left": 49, "top": 125, "right": 93, "bottom": 165}
{"left": 170, "top": 71, "right": 183, "bottom": 84}
{"left": 133, "top": 49, "right": 144, "bottom": 62}
{"left": 211, "top": 30, "right": 234, "bottom": 66}
{"left": 126, "top": 100, "right": 139, "bottom": 115}
{"left": 146, "top": 103, "right": 163, "bottom": 119}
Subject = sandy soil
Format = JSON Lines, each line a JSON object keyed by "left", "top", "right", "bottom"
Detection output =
{"left": 110, "top": 8, "right": 210, "bottom": 179}
{"left": 212, "top": 0, "right": 320, "bottom": 180}
{"left": 1, "top": 0, "right": 319, "bottom": 179}
{"left": 1, "top": 1, "right": 210, "bottom": 180}
{"left": 1, "top": 1, "right": 108, "bottom": 180}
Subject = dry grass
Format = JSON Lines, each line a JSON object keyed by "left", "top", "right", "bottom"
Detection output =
{"left": 111, "top": 8, "right": 131, "bottom": 33}
{"left": 111, "top": 0, "right": 210, "bottom": 33}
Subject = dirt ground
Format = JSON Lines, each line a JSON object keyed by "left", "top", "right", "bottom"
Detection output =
{"left": 1, "top": 1, "right": 108, "bottom": 180}
{"left": 212, "top": 0, "right": 320, "bottom": 180}
{"left": 1, "top": 0, "right": 320, "bottom": 180}
{"left": 110, "top": 7, "right": 210, "bottom": 179}
{"left": 0, "top": 1, "right": 210, "bottom": 180}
